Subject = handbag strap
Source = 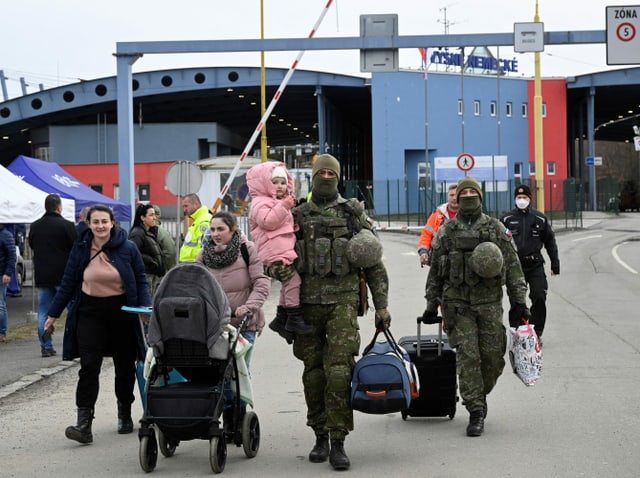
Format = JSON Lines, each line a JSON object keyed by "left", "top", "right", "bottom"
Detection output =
{"left": 89, "top": 246, "right": 105, "bottom": 262}
{"left": 361, "top": 327, "right": 403, "bottom": 360}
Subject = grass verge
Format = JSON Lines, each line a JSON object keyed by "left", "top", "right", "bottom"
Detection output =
{"left": 5, "top": 315, "right": 67, "bottom": 343}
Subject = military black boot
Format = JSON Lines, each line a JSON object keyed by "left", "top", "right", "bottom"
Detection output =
{"left": 308, "top": 434, "right": 329, "bottom": 463}
{"left": 329, "top": 439, "right": 351, "bottom": 470}
{"left": 117, "top": 401, "right": 134, "bottom": 434}
{"left": 268, "top": 306, "right": 294, "bottom": 343}
{"left": 284, "top": 306, "right": 313, "bottom": 335}
{"left": 466, "top": 410, "right": 485, "bottom": 437}
{"left": 65, "top": 407, "right": 94, "bottom": 444}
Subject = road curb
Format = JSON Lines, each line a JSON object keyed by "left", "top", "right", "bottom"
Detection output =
{"left": 0, "top": 359, "right": 78, "bottom": 400}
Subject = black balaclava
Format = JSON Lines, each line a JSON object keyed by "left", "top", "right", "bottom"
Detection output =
{"left": 311, "top": 154, "right": 340, "bottom": 203}
{"left": 456, "top": 176, "right": 483, "bottom": 220}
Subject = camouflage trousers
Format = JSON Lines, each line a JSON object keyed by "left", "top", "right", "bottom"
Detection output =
{"left": 442, "top": 302, "right": 506, "bottom": 412}
{"left": 292, "top": 301, "right": 360, "bottom": 441}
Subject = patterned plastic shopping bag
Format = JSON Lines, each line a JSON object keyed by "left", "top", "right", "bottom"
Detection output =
{"left": 509, "top": 321, "right": 543, "bottom": 386}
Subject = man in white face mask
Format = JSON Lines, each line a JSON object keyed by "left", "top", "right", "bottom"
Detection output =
{"left": 500, "top": 185, "right": 560, "bottom": 343}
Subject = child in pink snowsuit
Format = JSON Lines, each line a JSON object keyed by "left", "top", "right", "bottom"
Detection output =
{"left": 246, "top": 162, "right": 312, "bottom": 341}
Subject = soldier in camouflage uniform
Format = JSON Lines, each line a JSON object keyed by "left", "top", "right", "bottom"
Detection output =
{"left": 423, "top": 176, "right": 530, "bottom": 437}
{"left": 292, "top": 154, "right": 390, "bottom": 471}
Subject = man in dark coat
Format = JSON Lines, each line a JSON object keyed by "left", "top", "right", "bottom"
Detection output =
{"left": 28, "top": 194, "right": 77, "bottom": 357}
{"left": 501, "top": 184, "right": 560, "bottom": 340}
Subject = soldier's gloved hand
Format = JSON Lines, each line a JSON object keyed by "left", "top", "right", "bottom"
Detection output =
{"left": 266, "top": 262, "right": 295, "bottom": 282}
{"left": 551, "top": 260, "right": 560, "bottom": 275}
{"left": 374, "top": 308, "right": 391, "bottom": 330}
{"left": 421, "top": 303, "right": 439, "bottom": 324}
{"left": 508, "top": 303, "right": 531, "bottom": 327}
{"left": 418, "top": 247, "right": 430, "bottom": 266}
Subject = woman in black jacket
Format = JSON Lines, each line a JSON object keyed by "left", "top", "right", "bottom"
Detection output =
{"left": 44, "top": 205, "right": 151, "bottom": 444}
{"left": 129, "top": 204, "right": 164, "bottom": 295}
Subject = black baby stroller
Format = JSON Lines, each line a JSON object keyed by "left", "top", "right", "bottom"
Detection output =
{"left": 138, "top": 263, "right": 260, "bottom": 474}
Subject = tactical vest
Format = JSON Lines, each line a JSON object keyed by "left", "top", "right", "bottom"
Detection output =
{"left": 293, "top": 197, "right": 365, "bottom": 278}
{"left": 437, "top": 218, "right": 506, "bottom": 289}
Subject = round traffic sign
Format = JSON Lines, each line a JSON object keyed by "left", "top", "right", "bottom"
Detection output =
{"left": 456, "top": 153, "right": 475, "bottom": 172}
{"left": 165, "top": 160, "right": 203, "bottom": 196}
{"left": 617, "top": 22, "right": 636, "bottom": 42}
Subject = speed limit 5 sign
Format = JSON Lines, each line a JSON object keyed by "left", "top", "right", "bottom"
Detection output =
{"left": 606, "top": 5, "right": 640, "bottom": 65}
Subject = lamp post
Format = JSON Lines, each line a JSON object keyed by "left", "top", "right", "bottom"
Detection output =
{"left": 533, "top": 0, "right": 545, "bottom": 212}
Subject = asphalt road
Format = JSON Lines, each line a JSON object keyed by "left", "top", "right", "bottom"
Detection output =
{"left": 2, "top": 214, "right": 640, "bottom": 477}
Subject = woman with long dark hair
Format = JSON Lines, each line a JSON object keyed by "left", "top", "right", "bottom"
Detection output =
{"left": 129, "top": 204, "right": 164, "bottom": 295}
{"left": 196, "top": 211, "right": 270, "bottom": 431}
{"left": 44, "top": 204, "right": 151, "bottom": 444}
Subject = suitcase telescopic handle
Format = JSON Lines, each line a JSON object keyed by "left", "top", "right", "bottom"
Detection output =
{"left": 415, "top": 316, "right": 443, "bottom": 357}
{"left": 418, "top": 315, "right": 442, "bottom": 325}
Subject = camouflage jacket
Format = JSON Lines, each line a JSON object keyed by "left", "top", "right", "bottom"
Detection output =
{"left": 426, "top": 212, "right": 527, "bottom": 306}
{"left": 292, "top": 195, "right": 389, "bottom": 308}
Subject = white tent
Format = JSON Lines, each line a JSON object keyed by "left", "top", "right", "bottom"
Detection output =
{"left": 0, "top": 165, "right": 75, "bottom": 223}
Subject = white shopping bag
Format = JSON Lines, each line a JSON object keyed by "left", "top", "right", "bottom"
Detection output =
{"left": 226, "top": 324, "right": 254, "bottom": 406}
{"left": 509, "top": 322, "right": 543, "bottom": 387}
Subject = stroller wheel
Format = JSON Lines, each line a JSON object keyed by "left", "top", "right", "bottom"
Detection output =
{"left": 209, "top": 435, "right": 227, "bottom": 474}
{"left": 157, "top": 428, "right": 177, "bottom": 457}
{"left": 242, "top": 411, "right": 260, "bottom": 458}
{"left": 139, "top": 430, "right": 158, "bottom": 473}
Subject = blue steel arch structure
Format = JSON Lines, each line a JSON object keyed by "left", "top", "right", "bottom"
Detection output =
{"left": 0, "top": 66, "right": 371, "bottom": 168}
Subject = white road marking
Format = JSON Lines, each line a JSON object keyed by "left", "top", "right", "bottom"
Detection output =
{"left": 612, "top": 242, "right": 638, "bottom": 274}
{"left": 572, "top": 234, "right": 603, "bottom": 242}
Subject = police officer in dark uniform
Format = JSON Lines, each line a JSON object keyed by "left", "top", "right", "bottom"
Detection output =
{"left": 500, "top": 184, "right": 559, "bottom": 340}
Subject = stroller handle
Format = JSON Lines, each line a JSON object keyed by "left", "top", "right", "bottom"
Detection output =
{"left": 237, "top": 311, "right": 254, "bottom": 330}
{"left": 230, "top": 312, "right": 254, "bottom": 353}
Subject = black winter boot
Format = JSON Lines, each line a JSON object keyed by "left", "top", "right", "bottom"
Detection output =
{"left": 65, "top": 407, "right": 94, "bottom": 444}
{"left": 284, "top": 306, "right": 313, "bottom": 335}
{"left": 268, "top": 306, "right": 294, "bottom": 343}
{"left": 466, "top": 410, "right": 485, "bottom": 437}
{"left": 329, "top": 439, "right": 351, "bottom": 470}
{"left": 308, "top": 434, "right": 329, "bottom": 463}
{"left": 117, "top": 401, "right": 134, "bottom": 434}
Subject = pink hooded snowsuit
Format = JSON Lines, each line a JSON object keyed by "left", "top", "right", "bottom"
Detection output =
{"left": 246, "top": 161, "right": 297, "bottom": 267}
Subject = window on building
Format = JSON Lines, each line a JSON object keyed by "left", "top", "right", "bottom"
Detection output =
{"left": 457, "top": 99, "right": 463, "bottom": 116}
{"left": 418, "top": 161, "right": 430, "bottom": 190}
{"left": 473, "top": 100, "right": 480, "bottom": 116}
{"left": 547, "top": 161, "right": 556, "bottom": 175}
{"left": 490, "top": 101, "right": 497, "bottom": 117}
{"left": 514, "top": 162, "right": 522, "bottom": 179}
{"left": 542, "top": 103, "right": 547, "bottom": 118}
{"left": 529, "top": 162, "right": 535, "bottom": 176}
{"left": 506, "top": 102, "right": 512, "bottom": 117}
{"left": 521, "top": 103, "right": 528, "bottom": 117}
{"left": 138, "top": 183, "right": 150, "bottom": 202}
{"left": 89, "top": 184, "right": 103, "bottom": 194}
{"left": 113, "top": 184, "right": 120, "bottom": 201}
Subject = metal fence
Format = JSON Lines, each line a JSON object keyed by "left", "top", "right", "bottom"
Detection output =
{"left": 342, "top": 178, "right": 610, "bottom": 230}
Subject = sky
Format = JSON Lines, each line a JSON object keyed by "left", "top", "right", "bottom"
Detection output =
{"left": 1, "top": 0, "right": 629, "bottom": 100}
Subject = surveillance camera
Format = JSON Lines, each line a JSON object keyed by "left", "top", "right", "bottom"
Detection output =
{"left": 634, "top": 125, "right": 640, "bottom": 135}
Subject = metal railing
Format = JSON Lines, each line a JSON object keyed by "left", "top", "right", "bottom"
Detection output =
{"left": 343, "top": 178, "right": 601, "bottom": 229}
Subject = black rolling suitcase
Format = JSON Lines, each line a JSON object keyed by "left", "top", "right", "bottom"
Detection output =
{"left": 398, "top": 315, "right": 458, "bottom": 420}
